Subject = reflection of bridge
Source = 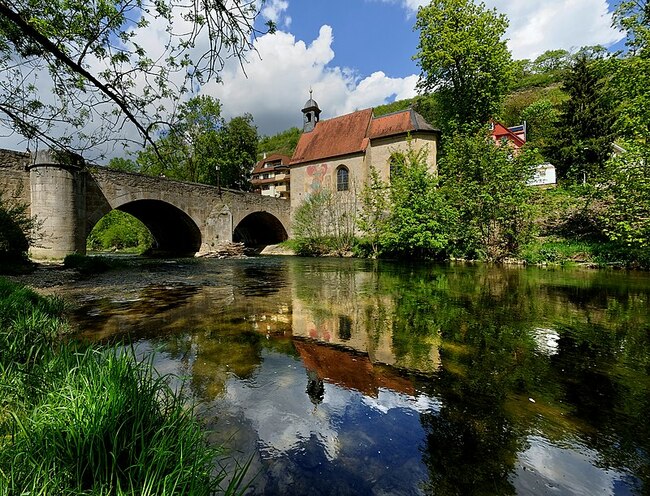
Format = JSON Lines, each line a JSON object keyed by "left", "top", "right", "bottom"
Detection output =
{"left": 1, "top": 150, "right": 290, "bottom": 258}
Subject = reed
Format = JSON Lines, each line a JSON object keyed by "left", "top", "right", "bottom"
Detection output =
{"left": 0, "top": 278, "right": 247, "bottom": 495}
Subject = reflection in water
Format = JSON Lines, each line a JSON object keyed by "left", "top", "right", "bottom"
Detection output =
{"left": 54, "top": 257, "right": 650, "bottom": 495}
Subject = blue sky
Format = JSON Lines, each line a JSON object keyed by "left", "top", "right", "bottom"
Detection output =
{"left": 202, "top": 0, "right": 624, "bottom": 137}
{"left": 274, "top": 0, "right": 422, "bottom": 79}
{"left": 0, "top": 0, "right": 627, "bottom": 157}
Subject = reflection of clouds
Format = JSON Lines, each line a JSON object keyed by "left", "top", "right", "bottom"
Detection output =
{"left": 361, "top": 388, "right": 442, "bottom": 415}
{"left": 514, "top": 436, "right": 637, "bottom": 495}
{"left": 532, "top": 327, "right": 560, "bottom": 356}
{"left": 224, "top": 350, "right": 341, "bottom": 461}
{"left": 223, "top": 350, "right": 438, "bottom": 465}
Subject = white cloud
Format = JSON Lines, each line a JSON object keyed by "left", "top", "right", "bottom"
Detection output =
{"left": 202, "top": 25, "right": 418, "bottom": 136}
{"left": 381, "top": 0, "right": 623, "bottom": 60}
{"left": 261, "top": 0, "right": 291, "bottom": 28}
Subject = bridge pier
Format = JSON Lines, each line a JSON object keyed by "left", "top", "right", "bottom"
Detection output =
{"left": 27, "top": 151, "right": 87, "bottom": 259}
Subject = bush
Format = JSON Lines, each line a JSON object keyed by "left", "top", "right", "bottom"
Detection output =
{"left": 0, "top": 190, "right": 37, "bottom": 269}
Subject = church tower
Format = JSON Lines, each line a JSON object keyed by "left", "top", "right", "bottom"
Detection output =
{"left": 301, "top": 89, "right": 321, "bottom": 133}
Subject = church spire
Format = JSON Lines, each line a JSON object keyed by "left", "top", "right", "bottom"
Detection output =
{"left": 301, "top": 89, "right": 321, "bottom": 133}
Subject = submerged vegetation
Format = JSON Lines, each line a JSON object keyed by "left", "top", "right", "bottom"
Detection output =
{"left": 0, "top": 277, "right": 246, "bottom": 495}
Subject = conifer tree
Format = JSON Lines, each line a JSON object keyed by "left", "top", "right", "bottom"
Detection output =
{"left": 548, "top": 55, "right": 616, "bottom": 182}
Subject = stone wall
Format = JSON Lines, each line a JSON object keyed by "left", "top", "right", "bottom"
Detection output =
{"left": 0, "top": 150, "right": 291, "bottom": 259}
{"left": 0, "top": 149, "right": 31, "bottom": 207}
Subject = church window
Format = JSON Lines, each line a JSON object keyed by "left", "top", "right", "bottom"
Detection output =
{"left": 336, "top": 166, "right": 349, "bottom": 191}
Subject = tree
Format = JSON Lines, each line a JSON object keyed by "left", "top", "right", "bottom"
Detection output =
{"left": 520, "top": 99, "right": 558, "bottom": 150}
{"left": 414, "top": 0, "right": 513, "bottom": 133}
{"left": 214, "top": 114, "right": 258, "bottom": 190}
{"left": 0, "top": 0, "right": 272, "bottom": 158}
{"left": 0, "top": 189, "right": 37, "bottom": 266}
{"left": 258, "top": 127, "right": 302, "bottom": 158}
{"left": 358, "top": 166, "right": 390, "bottom": 257}
{"left": 612, "top": 0, "right": 650, "bottom": 143}
{"left": 532, "top": 49, "right": 570, "bottom": 73}
{"left": 600, "top": 143, "right": 650, "bottom": 255}
{"left": 292, "top": 188, "right": 358, "bottom": 256}
{"left": 547, "top": 55, "right": 617, "bottom": 182}
{"left": 134, "top": 95, "right": 258, "bottom": 189}
{"left": 381, "top": 146, "right": 456, "bottom": 259}
{"left": 440, "top": 131, "right": 536, "bottom": 261}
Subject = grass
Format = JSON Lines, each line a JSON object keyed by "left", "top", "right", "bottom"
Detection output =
{"left": 0, "top": 277, "right": 248, "bottom": 495}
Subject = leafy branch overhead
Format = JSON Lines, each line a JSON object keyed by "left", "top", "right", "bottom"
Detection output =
{"left": 0, "top": 0, "right": 274, "bottom": 157}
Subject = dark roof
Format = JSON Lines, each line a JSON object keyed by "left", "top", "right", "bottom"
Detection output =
{"left": 302, "top": 97, "right": 320, "bottom": 111}
{"left": 369, "top": 108, "right": 438, "bottom": 139}
{"left": 252, "top": 153, "right": 292, "bottom": 175}
{"left": 290, "top": 107, "right": 439, "bottom": 165}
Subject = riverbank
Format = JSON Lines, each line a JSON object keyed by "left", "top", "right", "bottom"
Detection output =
{"left": 0, "top": 277, "right": 246, "bottom": 495}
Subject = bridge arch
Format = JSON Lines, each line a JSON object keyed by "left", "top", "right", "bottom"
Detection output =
{"left": 233, "top": 211, "right": 288, "bottom": 247}
{"left": 89, "top": 199, "right": 202, "bottom": 255}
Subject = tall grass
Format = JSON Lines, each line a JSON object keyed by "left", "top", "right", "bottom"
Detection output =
{"left": 0, "top": 278, "right": 247, "bottom": 495}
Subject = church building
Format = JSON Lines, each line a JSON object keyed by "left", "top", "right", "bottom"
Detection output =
{"left": 289, "top": 93, "right": 440, "bottom": 213}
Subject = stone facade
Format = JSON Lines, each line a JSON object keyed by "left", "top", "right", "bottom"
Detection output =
{"left": 289, "top": 101, "right": 440, "bottom": 215}
{"left": 0, "top": 149, "right": 291, "bottom": 259}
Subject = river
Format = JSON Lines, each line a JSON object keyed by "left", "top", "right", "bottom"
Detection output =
{"left": 33, "top": 256, "right": 650, "bottom": 495}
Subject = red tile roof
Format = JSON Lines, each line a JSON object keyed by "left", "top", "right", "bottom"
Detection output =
{"left": 290, "top": 107, "right": 439, "bottom": 166}
{"left": 291, "top": 108, "right": 373, "bottom": 165}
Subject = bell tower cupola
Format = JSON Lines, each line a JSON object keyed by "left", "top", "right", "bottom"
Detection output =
{"left": 301, "top": 89, "right": 321, "bottom": 133}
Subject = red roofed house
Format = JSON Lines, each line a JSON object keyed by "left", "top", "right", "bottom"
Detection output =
{"left": 289, "top": 93, "right": 440, "bottom": 214}
{"left": 251, "top": 153, "right": 292, "bottom": 199}
{"left": 489, "top": 120, "right": 526, "bottom": 150}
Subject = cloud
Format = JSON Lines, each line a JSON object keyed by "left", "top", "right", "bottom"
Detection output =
{"left": 260, "top": 0, "right": 291, "bottom": 28}
{"left": 202, "top": 25, "right": 418, "bottom": 136}
{"left": 379, "top": 0, "right": 623, "bottom": 60}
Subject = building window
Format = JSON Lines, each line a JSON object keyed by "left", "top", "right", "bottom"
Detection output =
{"left": 336, "top": 166, "right": 349, "bottom": 191}
{"left": 389, "top": 152, "right": 404, "bottom": 180}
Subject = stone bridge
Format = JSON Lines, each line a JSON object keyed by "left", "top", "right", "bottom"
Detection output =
{"left": 0, "top": 149, "right": 291, "bottom": 259}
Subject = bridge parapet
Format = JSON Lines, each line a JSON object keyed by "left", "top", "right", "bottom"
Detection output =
{"left": 0, "top": 149, "right": 291, "bottom": 259}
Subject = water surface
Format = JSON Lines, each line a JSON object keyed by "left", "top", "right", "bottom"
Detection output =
{"left": 53, "top": 257, "right": 650, "bottom": 495}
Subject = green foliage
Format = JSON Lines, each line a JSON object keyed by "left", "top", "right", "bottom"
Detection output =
{"left": 1, "top": 348, "right": 233, "bottom": 496}
{"left": 292, "top": 189, "right": 358, "bottom": 256}
{"left": 600, "top": 143, "right": 650, "bottom": 252}
{"left": 520, "top": 239, "right": 595, "bottom": 265}
{"left": 135, "top": 96, "right": 258, "bottom": 189}
{"left": 380, "top": 146, "right": 456, "bottom": 259}
{"left": 258, "top": 127, "right": 301, "bottom": 158}
{"left": 547, "top": 55, "right": 617, "bottom": 181}
{"left": 358, "top": 166, "right": 390, "bottom": 258}
{"left": 414, "top": 0, "right": 513, "bottom": 133}
{"left": 0, "top": 279, "right": 248, "bottom": 495}
{"left": 532, "top": 49, "right": 570, "bottom": 73}
{"left": 372, "top": 99, "right": 414, "bottom": 117}
{"left": 216, "top": 114, "right": 258, "bottom": 191}
{"left": 87, "top": 210, "right": 153, "bottom": 253}
{"left": 0, "top": 189, "right": 37, "bottom": 268}
{"left": 107, "top": 157, "right": 138, "bottom": 172}
{"left": 520, "top": 99, "right": 558, "bottom": 149}
{"left": 440, "top": 131, "right": 537, "bottom": 261}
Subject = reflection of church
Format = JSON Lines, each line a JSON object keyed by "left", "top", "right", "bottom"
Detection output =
{"left": 289, "top": 92, "right": 441, "bottom": 213}
{"left": 289, "top": 268, "right": 441, "bottom": 398}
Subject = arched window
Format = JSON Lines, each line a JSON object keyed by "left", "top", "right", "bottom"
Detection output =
{"left": 336, "top": 166, "right": 349, "bottom": 191}
{"left": 389, "top": 152, "right": 405, "bottom": 181}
